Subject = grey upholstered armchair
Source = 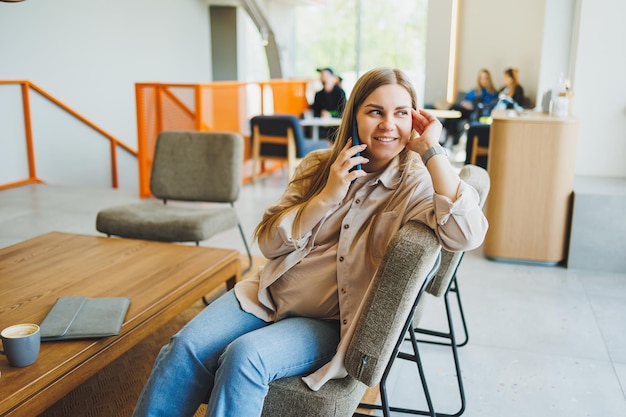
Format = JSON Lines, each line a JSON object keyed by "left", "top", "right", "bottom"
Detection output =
{"left": 404, "top": 163, "right": 490, "bottom": 416}
{"left": 354, "top": 165, "right": 490, "bottom": 417}
{"left": 259, "top": 221, "right": 442, "bottom": 417}
{"left": 96, "top": 131, "right": 253, "bottom": 280}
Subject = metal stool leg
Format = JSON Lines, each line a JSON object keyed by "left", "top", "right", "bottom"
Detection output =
{"left": 203, "top": 207, "right": 253, "bottom": 306}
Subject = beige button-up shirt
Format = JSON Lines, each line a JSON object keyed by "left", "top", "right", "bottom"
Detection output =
{"left": 234, "top": 150, "right": 488, "bottom": 390}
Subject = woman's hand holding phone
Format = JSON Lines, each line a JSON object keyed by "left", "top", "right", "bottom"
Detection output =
{"left": 319, "top": 141, "right": 368, "bottom": 206}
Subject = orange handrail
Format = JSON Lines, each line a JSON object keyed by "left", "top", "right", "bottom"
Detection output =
{"left": 21, "top": 82, "right": 37, "bottom": 183}
{"left": 135, "top": 79, "right": 315, "bottom": 197}
{"left": 0, "top": 80, "right": 137, "bottom": 190}
{"left": 1, "top": 78, "right": 316, "bottom": 195}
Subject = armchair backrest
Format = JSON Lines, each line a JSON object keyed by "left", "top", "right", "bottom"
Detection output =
{"left": 344, "top": 221, "right": 441, "bottom": 386}
{"left": 150, "top": 131, "right": 243, "bottom": 203}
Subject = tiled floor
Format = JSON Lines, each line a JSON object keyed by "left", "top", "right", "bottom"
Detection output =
{"left": 1, "top": 170, "right": 625, "bottom": 417}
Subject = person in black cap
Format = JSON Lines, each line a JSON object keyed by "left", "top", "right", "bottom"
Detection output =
{"left": 310, "top": 67, "right": 346, "bottom": 140}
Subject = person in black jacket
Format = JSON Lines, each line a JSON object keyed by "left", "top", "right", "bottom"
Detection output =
{"left": 310, "top": 68, "right": 346, "bottom": 140}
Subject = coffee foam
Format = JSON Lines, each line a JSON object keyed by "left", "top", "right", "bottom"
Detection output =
{"left": 1, "top": 324, "right": 39, "bottom": 339}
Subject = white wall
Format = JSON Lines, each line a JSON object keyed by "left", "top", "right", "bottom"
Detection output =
{"left": 572, "top": 0, "right": 626, "bottom": 177}
{"left": 424, "top": 0, "right": 454, "bottom": 105}
{"left": 0, "top": 0, "right": 212, "bottom": 189}
{"left": 262, "top": 0, "right": 297, "bottom": 78}
{"left": 536, "top": 0, "right": 576, "bottom": 107}
{"left": 456, "top": 0, "right": 545, "bottom": 106}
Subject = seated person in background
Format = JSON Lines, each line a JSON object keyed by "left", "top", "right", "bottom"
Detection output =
{"left": 444, "top": 68, "right": 498, "bottom": 146}
{"left": 494, "top": 67, "right": 525, "bottom": 110}
{"left": 311, "top": 67, "right": 346, "bottom": 140}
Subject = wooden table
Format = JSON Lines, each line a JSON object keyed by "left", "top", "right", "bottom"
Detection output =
{"left": 425, "top": 109, "right": 462, "bottom": 120}
{"left": 0, "top": 232, "right": 241, "bottom": 416}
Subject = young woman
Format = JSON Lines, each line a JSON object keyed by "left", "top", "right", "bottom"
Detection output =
{"left": 445, "top": 68, "right": 498, "bottom": 144}
{"left": 459, "top": 68, "right": 498, "bottom": 114}
{"left": 498, "top": 67, "right": 525, "bottom": 107}
{"left": 132, "top": 67, "right": 488, "bottom": 417}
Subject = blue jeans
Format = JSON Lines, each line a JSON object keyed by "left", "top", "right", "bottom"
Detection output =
{"left": 132, "top": 290, "right": 341, "bottom": 417}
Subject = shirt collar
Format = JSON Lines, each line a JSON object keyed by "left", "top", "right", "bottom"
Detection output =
{"left": 364, "top": 155, "right": 402, "bottom": 190}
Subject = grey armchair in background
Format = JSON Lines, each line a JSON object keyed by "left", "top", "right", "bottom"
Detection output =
{"left": 260, "top": 221, "right": 442, "bottom": 417}
{"left": 95, "top": 131, "right": 253, "bottom": 291}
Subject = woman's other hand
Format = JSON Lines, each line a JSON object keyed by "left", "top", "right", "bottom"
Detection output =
{"left": 405, "top": 109, "right": 443, "bottom": 156}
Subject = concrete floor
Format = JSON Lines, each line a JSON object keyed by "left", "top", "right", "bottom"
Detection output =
{"left": 1, "top": 170, "right": 625, "bottom": 417}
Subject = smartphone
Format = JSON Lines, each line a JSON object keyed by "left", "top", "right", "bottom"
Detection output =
{"left": 350, "top": 117, "right": 362, "bottom": 172}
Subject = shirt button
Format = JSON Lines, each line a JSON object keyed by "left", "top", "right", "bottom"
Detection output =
{"left": 343, "top": 224, "right": 349, "bottom": 229}
{"left": 355, "top": 199, "right": 361, "bottom": 204}
{"left": 339, "top": 256, "right": 344, "bottom": 262}
{"left": 341, "top": 288, "right": 347, "bottom": 294}
{"left": 343, "top": 319, "right": 348, "bottom": 325}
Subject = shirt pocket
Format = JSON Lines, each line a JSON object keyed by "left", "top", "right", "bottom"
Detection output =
{"left": 371, "top": 211, "right": 400, "bottom": 261}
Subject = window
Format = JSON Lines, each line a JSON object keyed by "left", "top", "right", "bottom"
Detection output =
{"left": 293, "top": 0, "right": 429, "bottom": 100}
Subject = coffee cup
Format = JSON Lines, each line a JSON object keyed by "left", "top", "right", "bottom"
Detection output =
{"left": 0, "top": 323, "right": 41, "bottom": 367}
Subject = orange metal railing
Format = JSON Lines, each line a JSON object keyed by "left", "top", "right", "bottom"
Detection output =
{"left": 262, "top": 79, "right": 310, "bottom": 115}
{"left": 0, "top": 80, "right": 136, "bottom": 191}
{"left": 135, "top": 79, "right": 312, "bottom": 197}
{"left": 1, "top": 79, "right": 315, "bottom": 195}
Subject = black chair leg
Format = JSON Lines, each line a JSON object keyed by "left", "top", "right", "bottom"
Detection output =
{"left": 203, "top": 211, "right": 253, "bottom": 306}
{"left": 237, "top": 222, "right": 253, "bottom": 276}
{"left": 355, "top": 326, "right": 436, "bottom": 417}
{"left": 354, "top": 252, "right": 441, "bottom": 417}
{"left": 202, "top": 288, "right": 227, "bottom": 306}
{"left": 443, "top": 296, "right": 466, "bottom": 416}
{"left": 231, "top": 202, "right": 253, "bottom": 276}
{"left": 405, "top": 289, "right": 466, "bottom": 417}
{"left": 414, "top": 251, "right": 470, "bottom": 349}
{"left": 448, "top": 276, "right": 469, "bottom": 347}
{"left": 387, "top": 266, "right": 467, "bottom": 416}
{"left": 415, "top": 276, "right": 469, "bottom": 348}
{"left": 407, "top": 326, "right": 437, "bottom": 417}
{"left": 369, "top": 309, "right": 465, "bottom": 417}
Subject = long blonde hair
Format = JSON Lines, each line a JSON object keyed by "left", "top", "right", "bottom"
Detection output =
{"left": 474, "top": 68, "right": 496, "bottom": 94}
{"left": 254, "top": 67, "right": 421, "bottom": 246}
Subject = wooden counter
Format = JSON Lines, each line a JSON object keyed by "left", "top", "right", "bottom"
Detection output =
{"left": 483, "top": 110, "right": 578, "bottom": 264}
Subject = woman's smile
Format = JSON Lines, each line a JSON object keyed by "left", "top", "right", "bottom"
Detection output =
{"left": 373, "top": 136, "right": 399, "bottom": 143}
{"left": 355, "top": 84, "right": 413, "bottom": 171}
